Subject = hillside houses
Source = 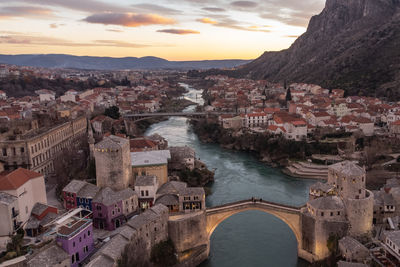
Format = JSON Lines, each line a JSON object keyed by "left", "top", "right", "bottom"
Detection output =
{"left": 211, "top": 76, "right": 400, "bottom": 140}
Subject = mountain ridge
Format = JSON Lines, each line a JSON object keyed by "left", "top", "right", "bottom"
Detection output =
{"left": 235, "top": 0, "right": 400, "bottom": 99}
{"left": 0, "top": 54, "right": 251, "bottom": 70}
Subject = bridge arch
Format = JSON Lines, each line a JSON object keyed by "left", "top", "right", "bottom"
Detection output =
{"left": 206, "top": 200, "right": 302, "bottom": 245}
{"left": 205, "top": 200, "right": 316, "bottom": 262}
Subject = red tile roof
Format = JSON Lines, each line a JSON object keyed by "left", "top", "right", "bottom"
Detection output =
{"left": 0, "top": 168, "right": 42, "bottom": 190}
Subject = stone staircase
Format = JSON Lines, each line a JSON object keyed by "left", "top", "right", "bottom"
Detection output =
{"left": 283, "top": 161, "right": 328, "bottom": 180}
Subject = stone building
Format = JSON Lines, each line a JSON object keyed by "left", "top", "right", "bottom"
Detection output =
{"left": 155, "top": 181, "right": 205, "bottom": 213}
{"left": 168, "top": 146, "right": 196, "bottom": 171}
{"left": 302, "top": 161, "right": 374, "bottom": 259}
{"left": 87, "top": 204, "right": 169, "bottom": 266}
{"left": 338, "top": 236, "right": 370, "bottom": 263}
{"left": 92, "top": 187, "right": 138, "bottom": 231}
{"left": 309, "top": 182, "right": 335, "bottom": 200}
{"left": 134, "top": 175, "right": 159, "bottom": 211}
{"left": 94, "top": 135, "right": 132, "bottom": 191}
{"left": 0, "top": 117, "right": 87, "bottom": 175}
{"left": 372, "top": 178, "right": 400, "bottom": 224}
{"left": 383, "top": 230, "right": 400, "bottom": 264}
{"left": 328, "top": 161, "right": 374, "bottom": 236}
{"left": 131, "top": 150, "right": 170, "bottom": 186}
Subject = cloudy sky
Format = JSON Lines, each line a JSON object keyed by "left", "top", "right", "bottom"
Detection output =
{"left": 0, "top": 0, "right": 325, "bottom": 60}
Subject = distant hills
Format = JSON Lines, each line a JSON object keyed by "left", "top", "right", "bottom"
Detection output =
{"left": 234, "top": 0, "right": 400, "bottom": 99}
{"left": 0, "top": 54, "right": 251, "bottom": 71}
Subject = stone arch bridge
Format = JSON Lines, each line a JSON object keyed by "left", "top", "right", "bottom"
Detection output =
{"left": 205, "top": 199, "right": 317, "bottom": 262}
{"left": 124, "top": 112, "right": 235, "bottom": 122}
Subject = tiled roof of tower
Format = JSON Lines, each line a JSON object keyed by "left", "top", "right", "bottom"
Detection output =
{"left": 95, "top": 135, "right": 129, "bottom": 150}
{"left": 328, "top": 161, "right": 365, "bottom": 177}
{"left": 308, "top": 196, "right": 344, "bottom": 210}
{"left": 0, "top": 168, "right": 42, "bottom": 190}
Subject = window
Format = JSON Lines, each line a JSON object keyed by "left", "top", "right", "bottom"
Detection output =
{"left": 2, "top": 148, "right": 6, "bottom": 156}
{"left": 321, "top": 212, "right": 324, "bottom": 217}
{"left": 145, "top": 190, "right": 149, "bottom": 196}
{"left": 84, "top": 234, "right": 86, "bottom": 239}
{"left": 79, "top": 237, "right": 82, "bottom": 242}
{"left": 330, "top": 212, "right": 333, "bottom": 216}
{"left": 72, "top": 255, "right": 75, "bottom": 264}
{"left": 337, "top": 211, "right": 340, "bottom": 215}
{"left": 88, "top": 230, "right": 91, "bottom": 236}
{"left": 141, "top": 191, "right": 144, "bottom": 197}
{"left": 73, "top": 242, "right": 75, "bottom": 247}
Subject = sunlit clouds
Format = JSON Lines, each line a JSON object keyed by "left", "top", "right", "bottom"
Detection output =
{"left": 157, "top": 29, "right": 200, "bottom": 35}
{"left": 83, "top": 13, "right": 176, "bottom": 27}
{"left": 0, "top": 0, "right": 326, "bottom": 60}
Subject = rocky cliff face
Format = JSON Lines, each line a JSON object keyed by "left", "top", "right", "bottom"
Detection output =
{"left": 238, "top": 0, "right": 400, "bottom": 99}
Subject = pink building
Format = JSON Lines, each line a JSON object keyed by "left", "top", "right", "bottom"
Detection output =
{"left": 56, "top": 217, "right": 94, "bottom": 267}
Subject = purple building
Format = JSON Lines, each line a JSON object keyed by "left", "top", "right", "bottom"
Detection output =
{"left": 92, "top": 187, "right": 137, "bottom": 231}
{"left": 56, "top": 216, "right": 94, "bottom": 267}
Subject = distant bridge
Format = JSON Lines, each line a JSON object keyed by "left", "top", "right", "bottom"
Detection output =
{"left": 205, "top": 199, "right": 318, "bottom": 262}
{"left": 124, "top": 112, "right": 235, "bottom": 122}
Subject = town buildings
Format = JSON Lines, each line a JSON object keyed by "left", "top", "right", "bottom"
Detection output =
{"left": 63, "top": 180, "right": 100, "bottom": 211}
{"left": 155, "top": 181, "right": 205, "bottom": 213}
{"left": 0, "top": 117, "right": 87, "bottom": 175}
{"left": 88, "top": 204, "right": 169, "bottom": 266}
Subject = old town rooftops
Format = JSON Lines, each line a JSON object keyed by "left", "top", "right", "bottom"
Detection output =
{"left": 27, "top": 243, "right": 69, "bottom": 267}
{"left": 93, "top": 187, "right": 136, "bottom": 206}
{"left": 63, "top": 180, "right": 100, "bottom": 199}
{"left": 131, "top": 150, "right": 171, "bottom": 167}
{"left": 0, "top": 168, "right": 42, "bottom": 191}
{"left": 329, "top": 160, "right": 365, "bottom": 177}
{"left": 63, "top": 180, "right": 87, "bottom": 194}
{"left": 57, "top": 217, "right": 91, "bottom": 237}
{"left": 339, "top": 236, "right": 368, "bottom": 254}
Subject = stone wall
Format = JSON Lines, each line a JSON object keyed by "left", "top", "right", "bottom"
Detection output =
{"left": 168, "top": 211, "right": 209, "bottom": 263}
{"left": 344, "top": 190, "right": 374, "bottom": 237}
{"left": 301, "top": 209, "right": 348, "bottom": 259}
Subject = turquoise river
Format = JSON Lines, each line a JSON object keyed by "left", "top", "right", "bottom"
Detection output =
{"left": 145, "top": 84, "right": 314, "bottom": 267}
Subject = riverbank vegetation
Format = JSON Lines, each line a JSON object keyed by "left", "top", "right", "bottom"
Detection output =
{"left": 191, "top": 119, "right": 337, "bottom": 167}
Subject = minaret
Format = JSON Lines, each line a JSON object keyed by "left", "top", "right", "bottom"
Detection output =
{"left": 88, "top": 119, "right": 95, "bottom": 159}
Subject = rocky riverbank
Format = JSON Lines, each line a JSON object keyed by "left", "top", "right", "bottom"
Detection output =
{"left": 191, "top": 119, "right": 338, "bottom": 170}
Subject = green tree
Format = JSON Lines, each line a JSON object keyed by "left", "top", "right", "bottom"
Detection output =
{"left": 104, "top": 106, "right": 120, "bottom": 119}
{"left": 150, "top": 239, "right": 177, "bottom": 267}
{"left": 285, "top": 87, "right": 292, "bottom": 102}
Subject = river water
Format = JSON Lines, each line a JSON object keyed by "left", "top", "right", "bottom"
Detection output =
{"left": 145, "top": 84, "right": 314, "bottom": 267}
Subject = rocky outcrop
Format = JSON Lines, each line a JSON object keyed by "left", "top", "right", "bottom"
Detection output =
{"left": 236, "top": 0, "right": 400, "bottom": 99}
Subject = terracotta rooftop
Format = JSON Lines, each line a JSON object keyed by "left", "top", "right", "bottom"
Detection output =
{"left": 0, "top": 168, "right": 42, "bottom": 191}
